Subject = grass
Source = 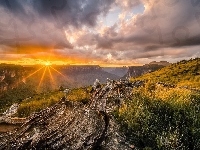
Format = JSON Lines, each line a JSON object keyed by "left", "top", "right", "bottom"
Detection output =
{"left": 0, "top": 84, "right": 37, "bottom": 113}
{"left": 66, "top": 87, "right": 91, "bottom": 104}
{"left": 17, "top": 91, "right": 65, "bottom": 117}
{"left": 1, "top": 58, "right": 200, "bottom": 149}
{"left": 17, "top": 87, "right": 92, "bottom": 117}
{"left": 131, "top": 58, "right": 200, "bottom": 88}
{"left": 114, "top": 83, "right": 200, "bottom": 149}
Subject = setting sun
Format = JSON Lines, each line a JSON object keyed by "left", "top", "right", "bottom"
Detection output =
{"left": 44, "top": 61, "right": 51, "bottom": 66}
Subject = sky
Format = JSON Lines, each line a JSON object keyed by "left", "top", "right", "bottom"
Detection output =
{"left": 0, "top": 0, "right": 200, "bottom": 66}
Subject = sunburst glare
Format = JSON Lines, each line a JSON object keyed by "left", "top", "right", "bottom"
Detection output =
{"left": 37, "top": 67, "right": 47, "bottom": 91}
{"left": 44, "top": 61, "right": 51, "bottom": 66}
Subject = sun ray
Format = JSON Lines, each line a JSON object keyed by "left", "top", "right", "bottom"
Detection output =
{"left": 9, "top": 66, "right": 45, "bottom": 90}
{"left": 24, "top": 66, "right": 45, "bottom": 80}
{"left": 37, "top": 67, "right": 47, "bottom": 91}
{"left": 44, "top": 61, "right": 51, "bottom": 66}
{"left": 47, "top": 66, "right": 56, "bottom": 88}
{"left": 50, "top": 66, "right": 73, "bottom": 84}
{"left": 50, "top": 66, "right": 66, "bottom": 78}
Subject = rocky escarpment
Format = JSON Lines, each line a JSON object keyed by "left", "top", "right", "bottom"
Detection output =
{"left": 102, "top": 67, "right": 128, "bottom": 77}
{"left": 126, "top": 64, "right": 162, "bottom": 78}
{"left": 0, "top": 79, "right": 138, "bottom": 150}
{"left": 0, "top": 64, "right": 28, "bottom": 92}
{"left": 60, "top": 65, "right": 120, "bottom": 87}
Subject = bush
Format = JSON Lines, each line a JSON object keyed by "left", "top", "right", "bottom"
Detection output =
{"left": 66, "top": 87, "right": 91, "bottom": 103}
{"left": 17, "top": 91, "right": 65, "bottom": 117}
{"left": 114, "top": 86, "right": 200, "bottom": 149}
{"left": 132, "top": 58, "right": 200, "bottom": 88}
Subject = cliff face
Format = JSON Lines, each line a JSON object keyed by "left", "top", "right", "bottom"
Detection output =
{"left": 0, "top": 65, "right": 21, "bottom": 92}
{"left": 0, "top": 79, "right": 135, "bottom": 150}
{"left": 127, "top": 64, "right": 168, "bottom": 78}
{"left": 60, "top": 65, "right": 120, "bottom": 87}
{"left": 0, "top": 64, "right": 34, "bottom": 93}
{"left": 102, "top": 67, "right": 128, "bottom": 77}
{"left": 149, "top": 61, "right": 171, "bottom": 66}
{"left": 124, "top": 61, "right": 171, "bottom": 78}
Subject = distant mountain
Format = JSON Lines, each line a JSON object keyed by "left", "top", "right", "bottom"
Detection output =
{"left": 134, "top": 58, "right": 200, "bottom": 88}
{"left": 0, "top": 64, "right": 33, "bottom": 92}
{"left": 0, "top": 64, "right": 119, "bottom": 104}
{"left": 0, "top": 64, "right": 120, "bottom": 112}
{"left": 102, "top": 67, "right": 128, "bottom": 77}
{"left": 59, "top": 65, "right": 120, "bottom": 87}
{"left": 149, "top": 61, "right": 171, "bottom": 66}
{"left": 126, "top": 62, "right": 169, "bottom": 78}
{"left": 0, "top": 65, "right": 120, "bottom": 92}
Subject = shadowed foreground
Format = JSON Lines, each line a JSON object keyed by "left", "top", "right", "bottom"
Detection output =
{"left": 0, "top": 79, "right": 135, "bottom": 150}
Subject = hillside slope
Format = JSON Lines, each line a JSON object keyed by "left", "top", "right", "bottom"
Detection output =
{"left": 127, "top": 64, "right": 165, "bottom": 77}
{"left": 0, "top": 76, "right": 199, "bottom": 149}
{"left": 133, "top": 58, "right": 200, "bottom": 88}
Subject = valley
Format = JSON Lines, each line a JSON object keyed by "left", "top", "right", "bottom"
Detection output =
{"left": 0, "top": 58, "right": 199, "bottom": 149}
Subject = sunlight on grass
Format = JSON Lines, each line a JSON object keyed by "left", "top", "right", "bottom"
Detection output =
{"left": 114, "top": 84, "right": 200, "bottom": 149}
{"left": 17, "top": 91, "right": 65, "bottom": 117}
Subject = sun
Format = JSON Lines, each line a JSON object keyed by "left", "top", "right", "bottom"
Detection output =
{"left": 44, "top": 61, "right": 51, "bottom": 66}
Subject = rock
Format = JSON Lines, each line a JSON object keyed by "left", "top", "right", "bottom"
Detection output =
{"left": 3, "top": 103, "right": 19, "bottom": 117}
{"left": 0, "top": 79, "right": 135, "bottom": 150}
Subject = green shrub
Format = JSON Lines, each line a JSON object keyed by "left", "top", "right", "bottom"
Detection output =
{"left": 132, "top": 58, "right": 200, "bottom": 88}
{"left": 66, "top": 87, "right": 91, "bottom": 103}
{"left": 17, "top": 91, "right": 65, "bottom": 117}
{"left": 114, "top": 86, "right": 200, "bottom": 149}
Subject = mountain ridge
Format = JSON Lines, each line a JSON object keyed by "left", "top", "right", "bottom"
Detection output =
{"left": 133, "top": 58, "right": 200, "bottom": 87}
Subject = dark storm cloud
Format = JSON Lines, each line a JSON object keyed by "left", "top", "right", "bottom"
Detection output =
{"left": 0, "top": 0, "right": 24, "bottom": 13}
{"left": 93, "top": 0, "right": 200, "bottom": 62}
{"left": 0, "top": 0, "right": 200, "bottom": 64}
{"left": 0, "top": 0, "right": 114, "bottom": 27}
{"left": 96, "top": 37, "right": 114, "bottom": 49}
{"left": 31, "top": 0, "right": 114, "bottom": 27}
{"left": 0, "top": 0, "right": 114, "bottom": 52}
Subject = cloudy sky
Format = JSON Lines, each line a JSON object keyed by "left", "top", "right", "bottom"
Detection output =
{"left": 0, "top": 0, "right": 200, "bottom": 66}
